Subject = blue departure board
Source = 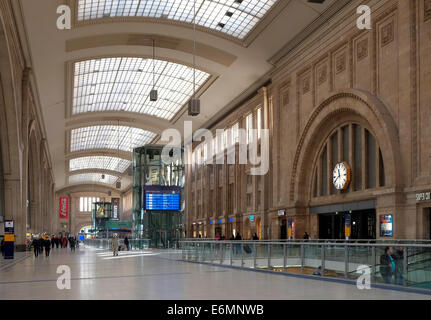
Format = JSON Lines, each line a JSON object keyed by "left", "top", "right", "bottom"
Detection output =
{"left": 145, "top": 192, "right": 181, "bottom": 211}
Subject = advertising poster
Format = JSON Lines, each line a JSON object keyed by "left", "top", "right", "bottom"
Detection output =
{"left": 380, "top": 214, "right": 393, "bottom": 237}
{"left": 345, "top": 214, "right": 351, "bottom": 240}
{"left": 4, "top": 220, "right": 14, "bottom": 234}
{"left": 287, "top": 219, "right": 292, "bottom": 239}
{"left": 59, "top": 197, "right": 69, "bottom": 219}
{"left": 112, "top": 198, "right": 120, "bottom": 221}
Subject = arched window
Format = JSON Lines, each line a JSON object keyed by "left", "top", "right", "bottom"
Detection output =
{"left": 312, "top": 123, "right": 385, "bottom": 198}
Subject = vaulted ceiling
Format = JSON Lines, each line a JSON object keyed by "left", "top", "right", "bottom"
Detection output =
{"left": 14, "top": 0, "right": 339, "bottom": 192}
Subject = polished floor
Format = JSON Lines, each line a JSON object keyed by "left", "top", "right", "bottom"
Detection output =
{"left": 0, "top": 246, "right": 430, "bottom": 300}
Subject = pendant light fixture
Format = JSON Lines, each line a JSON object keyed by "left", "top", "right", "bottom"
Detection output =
{"left": 149, "top": 39, "right": 158, "bottom": 102}
{"left": 116, "top": 120, "right": 122, "bottom": 189}
{"left": 188, "top": 0, "right": 200, "bottom": 116}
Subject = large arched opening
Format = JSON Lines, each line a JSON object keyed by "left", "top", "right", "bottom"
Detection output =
{"left": 289, "top": 89, "right": 403, "bottom": 239}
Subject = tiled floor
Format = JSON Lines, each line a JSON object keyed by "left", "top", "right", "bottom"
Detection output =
{"left": 0, "top": 246, "right": 430, "bottom": 300}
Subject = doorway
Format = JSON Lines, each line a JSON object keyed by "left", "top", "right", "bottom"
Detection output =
{"left": 256, "top": 217, "right": 262, "bottom": 240}
{"left": 318, "top": 209, "right": 376, "bottom": 239}
{"left": 280, "top": 219, "right": 287, "bottom": 239}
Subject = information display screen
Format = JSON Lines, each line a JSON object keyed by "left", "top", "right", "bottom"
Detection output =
{"left": 144, "top": 186, "right": 181, "bottom": 211}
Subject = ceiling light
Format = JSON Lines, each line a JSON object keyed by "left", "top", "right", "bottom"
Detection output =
{"left": 225, "top": 11, "right": 233, "bottom": 17}
{"left": 149, "top": 39, "right": 158, "bottom": 102}
{"left": 217, "top": 23, "right": 226, "bottom": 28}
{"left": 188, "top": 0, "right": 200, "bottom": 117}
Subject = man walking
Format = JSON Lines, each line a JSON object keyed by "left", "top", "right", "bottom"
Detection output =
{"left": 111, "top": 234, "right": 120, "bottom": 256}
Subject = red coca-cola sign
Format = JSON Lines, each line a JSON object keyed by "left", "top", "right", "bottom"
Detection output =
{"left": 59, "top": 197, "right": 69, "bottom": 219}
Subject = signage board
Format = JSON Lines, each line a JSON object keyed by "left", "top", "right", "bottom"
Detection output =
{"left": 249, "top": 215, "right": 255, "bottom": 222}
{"left": 112, "top": 198, "right": 120, "bottom": 221}
{"left": 4, "top": 234, "right": 14, "bottom": 242}
{"left": 4, "top": 220, "right": 14, "bottom": 234}
{"left": 144, "top": 186, "right": 181, "bottom": 211}
{"left": 380, "top": 214, "right": 393, "bottom": 237}
{"left": 416, "top": 192, "right": 431, "bottom": 202}
{"left": 345, "top": 214, "right": 351, "bottom": 240}
{"left": 59, "top": 197, "right": 69, "bottom": 219}
{"left": 278, "top": 210, "right": 285, "bottom": 216}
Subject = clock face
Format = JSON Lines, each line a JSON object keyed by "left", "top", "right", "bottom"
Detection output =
{"left": 333, "top": 162, "right": 351, "bottom": 190}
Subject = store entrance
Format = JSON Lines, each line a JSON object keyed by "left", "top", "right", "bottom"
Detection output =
{"left": 280, "top": 219, "right": 287, "bottom": 239}
{"left": 318, "top": 209, "right": 376, "bottom": 240}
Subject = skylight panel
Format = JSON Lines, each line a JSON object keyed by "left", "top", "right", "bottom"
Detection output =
{"left": 69, "top": 173, "right": 118, "bottom": 185}
{"left": 73, "top": 57, "right": 211, "bottom": 120}
{"left": 69, "top": 156, "right": 131, "bottom": 173}
{"left": 70, "top": 125, "right": 156, "bottom": 152}
{"left": 76, "top": 0, "right": 278, "bottom": 40}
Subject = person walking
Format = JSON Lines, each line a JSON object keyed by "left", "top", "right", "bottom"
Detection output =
{"left": 380, "top": 247, "right": 395, "bottom": 284}
{"left": 124, "top": 236, "right": 130, "bottom": 251}
{"left": 111, "top": 234, "right": 120, "bottom": 257}
{"left": 393, "top": 246, "right": 404, "bottom": 285}
{"left": 70, "top": 237, "right": 76, "bottom": 252}
{"left": 234, "top": 232, "right": 242, "bottom": 255}
{"left": 44, "top": 237, "right": 51, "bottom": 257}
{"left": 33, "top": 238, "right": 39, "bottom": 257}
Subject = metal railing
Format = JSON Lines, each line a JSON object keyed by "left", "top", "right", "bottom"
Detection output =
{"left": 179, "top": 240, "right": 431, "bottom": 290}
{"left": 84, "top": 238, "right": 151, "bottom": 250}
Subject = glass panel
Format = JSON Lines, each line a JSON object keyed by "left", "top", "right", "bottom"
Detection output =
{"left": 367, "top": 130, "right": 376, "bottom": 188}
{"left": 70, "top": 156, "right": 131, "bottom": 173}
{"left": 70, "top": 125, "right": 156, "bottom": 152}
{"left": 321, "top": 146, "right": 328, "bottom": 196}
{"left": 76, "top": 0, "right": 278, "bottom": 40}
{"left": 69, "top": 173, "right": 118, "bottom": 185}
{"left": 331, "top": 132, "right": 338, "bottom": 194}
{"left": 342, "top": 125, "right": 349, "bottom": 162}
{"left": 354, "top": 124, "right": 362, "bottom": 190}
{"left": 73, "top": 57, "right": 211, "bottom": 120}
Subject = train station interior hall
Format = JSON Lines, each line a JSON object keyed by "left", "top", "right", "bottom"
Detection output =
{"left": 0, "top": 0, "right": 431, "bottom": 300}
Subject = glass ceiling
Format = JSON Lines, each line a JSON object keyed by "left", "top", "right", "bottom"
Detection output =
{"left": 77, "top": 0, "right": 278, "bottom": 40}
{"left": 73, "top": 57, "right": 211, "bottom": 120}
{"left": 70, "top": 125, "right": 156, "bottom": 152}
{"left": 69, "top": 156, "right": 132, "bottom": 173}
{"left": 69, "top": 173, "right": 119, "bottom": 185}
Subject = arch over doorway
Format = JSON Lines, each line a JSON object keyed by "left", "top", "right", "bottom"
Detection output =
{"left": 290, "top": 89, "right": 403, "bottom": 205}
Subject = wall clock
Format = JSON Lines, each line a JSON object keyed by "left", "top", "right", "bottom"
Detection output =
{"left": 333, "top": 162, "right": 351, "bottom": 190}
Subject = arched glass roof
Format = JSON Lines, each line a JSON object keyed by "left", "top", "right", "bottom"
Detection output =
{"left": 70, "top": 125, "right": 156, "bottom": 152}
{"left": 69, "top": 173, "right": 119, "bottom": 185}
{"left": 69, "top": 156, "right": 132, "bottom": 173}
{"left": 76, "top": 0, "right": 278, "bottom": 40}
{"left": 73, "top": 57, "right": 211, "bottom": 120}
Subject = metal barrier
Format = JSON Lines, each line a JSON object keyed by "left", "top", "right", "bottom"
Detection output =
{"left": 179, "top": 240, "right": 431, "bottom": 290}
{"left": 84, "top": 238, "right": 151, "bottom": 250}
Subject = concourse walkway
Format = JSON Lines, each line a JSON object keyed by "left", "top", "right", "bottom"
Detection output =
{"left": 0, "top": 246, "right": 430, "bottom": 300}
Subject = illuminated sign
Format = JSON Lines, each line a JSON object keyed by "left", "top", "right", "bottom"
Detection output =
{"left": 380, "top": 214, "right": 393, "bottom": 237}
{"left": 209, "top": 220, "right": 213, "bottom": 224}
{"left": 218, "top": 219, "right": 223, "bottom": 223}
{"left": 278, "top": 210, "right": 285, "bottom": 216}
{"left": 112, "top": 198, "right": 120, "bottom": 220}
{"left": 59, "top": 197, "right": 69, "bottom": 219}
{"left": 250, "top": 215, "right": 255, "bottom": 222}
{"left": 228, "top": 218, "right": 233, "bottom": 222}
{"left": 144, "top": 186, "right": 181, "bottom": 211}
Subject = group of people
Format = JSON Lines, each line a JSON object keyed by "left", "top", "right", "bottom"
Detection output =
{"left": 213, "top": 232, "right": 259, "bottom": 241}
{"left": 380, "top": 246, "right": 404, "bottom": 285}
{"left": 31, "top": 235, "right": 78, "bottom": 257}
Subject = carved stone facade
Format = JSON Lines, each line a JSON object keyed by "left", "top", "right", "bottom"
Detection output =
{"left": 0, "top": 0, "right": 56, "bottom": 249}
{"left": 185, "top": 0, "right": 431, "bottom": 240}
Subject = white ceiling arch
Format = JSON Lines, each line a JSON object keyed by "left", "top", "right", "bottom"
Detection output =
{"left": 69, "top": 155, "right": 131, "bottom": 173}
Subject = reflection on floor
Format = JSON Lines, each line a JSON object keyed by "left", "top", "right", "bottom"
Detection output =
{"left": 0, "top": 246, "right": 430, "bottom": 300}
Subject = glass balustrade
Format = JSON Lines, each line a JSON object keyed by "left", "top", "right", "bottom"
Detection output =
{"left": 178, "top": 240, "right": 431, "bottom": 291}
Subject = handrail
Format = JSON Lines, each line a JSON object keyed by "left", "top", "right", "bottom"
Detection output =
{"left": 178, "top": 240, "right": 431, "bottom": 248}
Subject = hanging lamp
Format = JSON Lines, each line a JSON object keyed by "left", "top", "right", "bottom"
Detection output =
{"left": 116, "top": 120, "right": 122, "bottom": 189}
{"left": 149, "top": 39, "right": 158, "bottom": 102}
{"left": 188, "top": 0, "right": 200, "bottom": 116}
